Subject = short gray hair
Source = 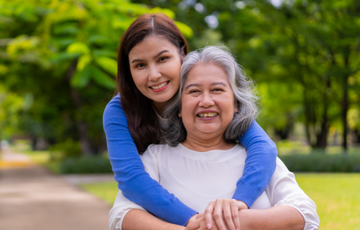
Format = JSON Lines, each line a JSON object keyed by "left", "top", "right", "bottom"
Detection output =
{"left": 162, "top": 46, "right": 258, "bottom": 146}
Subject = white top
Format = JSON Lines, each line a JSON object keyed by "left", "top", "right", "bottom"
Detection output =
{"left": 109, "top": 144, "right": 320, "bottom": 230}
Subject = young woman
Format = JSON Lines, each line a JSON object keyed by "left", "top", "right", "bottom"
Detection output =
{"left": 103, "top": 13, "right": 277, "bottom": 230}
{"left": 108, "top": 46, "right": 320, "bottom": 230}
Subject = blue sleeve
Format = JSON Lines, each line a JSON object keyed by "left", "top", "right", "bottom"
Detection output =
{"left": 103, "top": 95, "right": 196, "bottom": 226}
{"left": 233, "top": 120, "right": 278, "bottom": 208}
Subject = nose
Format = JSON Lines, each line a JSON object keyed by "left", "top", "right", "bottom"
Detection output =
{"left": 199, "top": 92, "right": 215, "bottom": 107}
{"left": 148, "top": 65, "right": 161, "bottom": 81}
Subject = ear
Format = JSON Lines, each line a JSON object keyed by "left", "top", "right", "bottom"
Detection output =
{"left": 178, "top": 111, "right": 182, "bottom": 117}
{"left": 234, "top": 106, "right": 239, "bottom": 113}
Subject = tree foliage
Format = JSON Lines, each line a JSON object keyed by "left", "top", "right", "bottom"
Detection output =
{"left": 0, "top": 0, "right": 191, "bottom": 154}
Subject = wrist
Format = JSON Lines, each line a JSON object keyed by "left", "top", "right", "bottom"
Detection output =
{"left": 185, "top": 214, "right": 198, "bottom": 226}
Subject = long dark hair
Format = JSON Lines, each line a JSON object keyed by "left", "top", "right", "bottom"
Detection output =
{"left": 117, "top": 13, "right": 189, "bottom": 153}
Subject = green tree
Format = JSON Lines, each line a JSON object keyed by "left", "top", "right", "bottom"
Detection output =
{"left": 0, "top": 0, "right": 192, "bottom": 154}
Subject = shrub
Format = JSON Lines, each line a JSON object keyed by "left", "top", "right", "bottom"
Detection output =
{"left": 50, "top": 139, "right": 81, "bottom": 160}
{"left": 279, "top": 153, "right": 360, "bottom": 172}
{"left": 60, "top": 155, "right": 113, "bottom": 174}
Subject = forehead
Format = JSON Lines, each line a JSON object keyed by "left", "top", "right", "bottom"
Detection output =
{"left": 129, "top": 35, "right": 178, "bottom": 59}
{"left": 184, "top": 63, "right": 229, "bottom": 85}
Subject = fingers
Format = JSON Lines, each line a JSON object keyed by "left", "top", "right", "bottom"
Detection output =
{"left": 222, "top": 199, "right": 236, "bottom": 230}
{"left": 185, "top": 215, "right": 202, "bottom": 230}
{"left": 204, "top": 201, "right": 215, "bottom": 229}
{"left": 236, "top": 200, "right": 248, "bottom": 210}
{"left": 213, "top": 199, "right": 229, "bottom": 230}
{"left": 230, "top": 200, "right": 241, "bottom": 230}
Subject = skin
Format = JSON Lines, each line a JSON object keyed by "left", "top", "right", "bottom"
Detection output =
{"left": 127, "top": 34, "right": 243, "bottom": 229}
{"left": 121, "top": 61, "right": 305, "bottom": 230}
{"left": 122, "top": 206, "right": 305, "bottom": 230}
{"left": 128, "top": 35, "right": 183, "bottom": 114}
{"left": 179, "top": 63, "right": 238, "bottom": 152}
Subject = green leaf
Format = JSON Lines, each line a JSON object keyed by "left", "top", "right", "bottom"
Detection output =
{"left": 53, "top": 25, "right": 78, "bottom": 35}
{"left": 93, "top": 49, "right": 117, "bottom": 58}
{"left": 94, "top": 56, "right": 117, "bottom": 76}
{"left": 175, "top": 21, "right": 193, "bottom": 38}
{"left": 149, "top": 7, "right": 175, "bottom": 19}
{"left": 90, "top": 66, "right": 116, "bottom": 89}
{"left": 50, "top": 52, "right": 79, "bottom": 63}
{"left": 66, "top": 42, "right": 90, "bottom": 55}
{"left": 77, "top": 54, "right": 92, "bottom": 71}
{"left": 71, "top": 65, "right": 91, "bottom": 88}
{"left": 87, "top": 35, "right": 108, "bottom": 45}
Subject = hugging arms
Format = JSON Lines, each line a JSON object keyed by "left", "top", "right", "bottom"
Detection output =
{"left": 103, "top": 14, "right": 319, "bottom": 230}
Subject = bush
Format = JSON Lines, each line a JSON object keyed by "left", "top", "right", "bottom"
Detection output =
{"left": 280, "top": 153, "right": 360, "bottom": 172}
{"left": 50, "top": 139, "right": 81, "bottom": 160}
{"left": 60, "top": 155, "right": 113, "bottom": 174}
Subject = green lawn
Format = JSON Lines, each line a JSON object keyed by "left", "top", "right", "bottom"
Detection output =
{"left": 21, "top": 150, "right": 61, "bottom": 174}
{"left": 296, "top": 174, "right": 360, "bottom": 230}
{"left": 80, "top": 181, "right": 118, "bottom": 205}
{"left": 81, "top": 174, "right": 360, "bottom": 230}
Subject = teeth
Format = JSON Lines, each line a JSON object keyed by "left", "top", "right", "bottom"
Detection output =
{"left": 198, "top": 112, "right": 218, "bottom": 118}
{"left": 151, "top": 82, "right": 168, "bottom": 90}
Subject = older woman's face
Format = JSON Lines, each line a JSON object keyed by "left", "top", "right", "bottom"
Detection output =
{"left": 179, "top": 63, "right": 238, "bottom": 141}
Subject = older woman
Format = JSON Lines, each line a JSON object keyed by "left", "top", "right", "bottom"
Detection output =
{"left": 109, "top": 46, "right": 320, "bottom": 230}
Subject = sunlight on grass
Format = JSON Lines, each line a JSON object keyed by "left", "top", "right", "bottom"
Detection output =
{"left": 21, "top": 150, "right": 61, "bottom": 174}
{"left": 296, "top": 174, "right": 360, "bottom": 230}
{"left": 80, "top": 181, "right": 118, "bottom": 205}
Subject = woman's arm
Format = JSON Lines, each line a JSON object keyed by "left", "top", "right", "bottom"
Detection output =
{"left": 235, "top": 120, "right": 277, "bottom": 207}
{"left": 238, "top": 205, "right": 304, "bottom": 230}
{"left": 104, "top": 95, "right": 196, "bottom": 226}
{"left": 265, "top": 158, "right": 320, "bottom": 229}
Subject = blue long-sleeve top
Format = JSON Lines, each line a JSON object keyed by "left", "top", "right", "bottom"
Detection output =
{"left": 103, "top": 94, "right": 277, "bottom": 226}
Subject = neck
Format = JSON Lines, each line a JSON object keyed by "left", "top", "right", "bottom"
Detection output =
{"left": 182, "top": 134, "right": 235, "bottom": 152}
{"left": 152, "top": 101, "right": 168, "bottom": 116}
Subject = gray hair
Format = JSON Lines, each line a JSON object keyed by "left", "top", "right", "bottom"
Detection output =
{"left": 162, "top": 46, "right": 259, "bottom": 146}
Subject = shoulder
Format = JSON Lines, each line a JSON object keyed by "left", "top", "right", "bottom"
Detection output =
{"left": 104, "top": 94, "right": 123, "bottom": 115}
{"left": 143, "top": 143, "right": 171, "bottom": 156}
{"left": 103, "top": 94, "right": 129, "bottom": 132}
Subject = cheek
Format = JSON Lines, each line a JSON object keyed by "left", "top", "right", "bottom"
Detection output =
{"left": 131, "top": 72, "right": 145, "bottom": 88}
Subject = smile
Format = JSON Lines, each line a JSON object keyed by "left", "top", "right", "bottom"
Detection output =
{"left": 197, "top": 112, "right": 219, "bottom": 118}
{"left": 150, "top": 81, "right": 169, "bottom": 90}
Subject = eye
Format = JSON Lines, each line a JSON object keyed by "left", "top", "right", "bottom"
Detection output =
{"left": 189, "top": 89, "right": 201, "bottom": 94}
{"left": 134, "top": 63, "right": 146, "bottom": 69}
{"left": 212, "top": 88, "right": 224, "bottom": 92}
{"left": 158, "top": 56, "right": 169, "bottom": 62}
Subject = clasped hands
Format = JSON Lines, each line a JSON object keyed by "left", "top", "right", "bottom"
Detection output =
{"left": 185, "top": 199, "right": 248, "bottom": 230}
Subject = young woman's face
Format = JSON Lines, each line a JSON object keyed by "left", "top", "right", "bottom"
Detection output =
{"left": 179, "top": 63, "right": 238, "bottom": 141}
{"left": 128, "top": 35, "right": 183, "bottom": 112}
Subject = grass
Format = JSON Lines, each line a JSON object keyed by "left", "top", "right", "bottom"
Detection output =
{"left": 21, "top": 149, "right": 61, "bottom": 174}
{"left": 80, "top": 181, "right": 118, "bottom": 205}
{"left": 296, "top": 174, "right": 360, "bottom": 230}
{"left": 81, "top": 174, "right": 360, "bottom": 230}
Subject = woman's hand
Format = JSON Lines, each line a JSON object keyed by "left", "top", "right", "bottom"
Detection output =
{"left": 185, "top": 214, "right": 219, "bottom": 230}
{"left": 204, "top": 199, "right": 248, "bottom": 230}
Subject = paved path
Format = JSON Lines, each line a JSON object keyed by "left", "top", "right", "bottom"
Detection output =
{"left": 0, "top": 148, "right": 113, "bottom": 230}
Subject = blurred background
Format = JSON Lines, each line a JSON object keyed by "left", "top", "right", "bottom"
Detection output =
{"left": 0, "top": 0, "right": 359, "bottom": 229}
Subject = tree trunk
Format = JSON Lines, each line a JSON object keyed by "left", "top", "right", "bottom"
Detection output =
{"left": 315, "top": 77, "right": 330, "bottom": 149}
{"left": 354, "top": 128, "right": 360, "bottom": 144}
{"left": 66, "top": 60, "right": 94, "bottom": 155}
{"left": 342, "top": 50, "right": 350, "bottom": 152}
{"left": 341, "top": 75, "right": 348, "bottom": 152}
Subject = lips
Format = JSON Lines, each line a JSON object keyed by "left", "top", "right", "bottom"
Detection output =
{"left": 150, "top": 81, "right": 169, "bottom": 90}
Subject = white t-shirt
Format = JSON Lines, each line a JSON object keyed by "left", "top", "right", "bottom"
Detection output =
{"left": 109, "top": 143, "right": 320, "bottom": 230}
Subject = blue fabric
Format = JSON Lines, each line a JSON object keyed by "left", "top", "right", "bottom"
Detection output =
{"left": 103, "top": 94, "right": 277, "bottom": 225}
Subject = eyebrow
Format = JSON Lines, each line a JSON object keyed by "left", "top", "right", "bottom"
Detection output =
{"left": 184, "top": 82, "right": 227, "bottom": 90}
{"left": 131, "top": 50, "right": 169, "bottom": 63}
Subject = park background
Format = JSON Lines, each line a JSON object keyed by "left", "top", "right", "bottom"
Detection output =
{"left": 0, "top": 0, "right": 359, "bottom": 229}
